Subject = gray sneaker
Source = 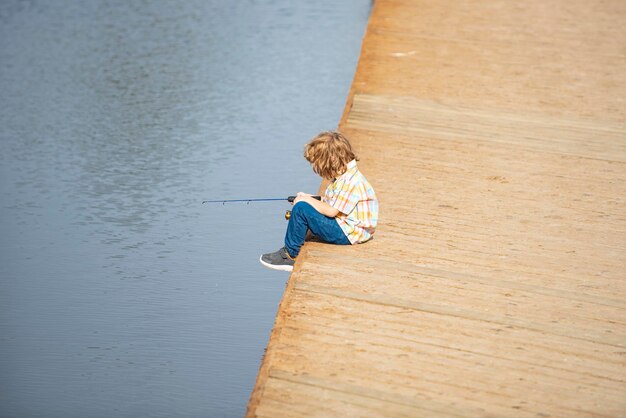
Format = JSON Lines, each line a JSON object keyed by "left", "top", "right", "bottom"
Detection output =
{"left": 260, "top": 247, "right": 295, "bottom": 272}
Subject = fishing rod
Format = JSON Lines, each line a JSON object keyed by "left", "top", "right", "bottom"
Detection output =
{"left": 202, "top": 196, "right": 320, "bottom": 204}
{"left": 203, "top": 195, "right": 321, "bottom": 220}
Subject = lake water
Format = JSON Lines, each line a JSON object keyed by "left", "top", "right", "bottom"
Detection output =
{"left": 0, "top": 1, "right": 370, "bottom": 416}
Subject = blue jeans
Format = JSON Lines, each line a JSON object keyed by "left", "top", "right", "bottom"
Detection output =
{"left": 285, "top": 202, "right": 350, "bottom": 258}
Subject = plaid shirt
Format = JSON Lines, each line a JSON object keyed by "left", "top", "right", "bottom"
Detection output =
{"left": 324, "top": 160, "right": 378, "bottom": 244}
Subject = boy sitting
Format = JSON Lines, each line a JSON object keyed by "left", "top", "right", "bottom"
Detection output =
{"left": 260, "top": 131, "right": 378, "bottom": 272}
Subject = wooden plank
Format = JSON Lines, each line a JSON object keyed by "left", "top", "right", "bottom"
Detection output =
{"left": 346, "top": 94, "right": 626, "bottom": 161}
{"left": 295, "top": 281, "right": 626, "bottom": 348}
{"left": 280, "top": 291, "right": 626, "bottom": 384}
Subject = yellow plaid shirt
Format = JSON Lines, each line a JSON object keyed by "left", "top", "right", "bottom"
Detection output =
{"left": 324, "top": 160, "right": 378, "bottom": 244}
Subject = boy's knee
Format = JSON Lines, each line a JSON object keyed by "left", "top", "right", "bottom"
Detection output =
{"left": 292, "top": 201, "right": 312, "bottom": 214}
{"left": 291, "top": 201, "right": 315, "bottom": 220}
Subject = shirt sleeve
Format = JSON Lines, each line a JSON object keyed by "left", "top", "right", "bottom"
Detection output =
{"left": 326, "top": 178, "right": 360, "bottom": 215}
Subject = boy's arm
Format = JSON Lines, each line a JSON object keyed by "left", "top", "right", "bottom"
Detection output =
{"left": 293, "top": 192, "right": 339, "bottom": 218}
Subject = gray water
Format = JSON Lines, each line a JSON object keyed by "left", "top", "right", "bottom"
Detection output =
{"left": 0, "top": 1, "right": 370, "bottom": 416}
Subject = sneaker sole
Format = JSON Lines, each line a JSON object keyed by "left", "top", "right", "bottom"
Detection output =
{"left": 259, "top": 256, "right": 293, "bottom": 272}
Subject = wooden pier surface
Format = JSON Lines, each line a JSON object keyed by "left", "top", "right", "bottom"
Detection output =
{"left": 247, "top": 0, "right": 626, "bottom": 416}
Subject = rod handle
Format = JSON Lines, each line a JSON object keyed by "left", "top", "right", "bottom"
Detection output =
{"left": 287, "top": 195, "right": 321, "bottom": 203}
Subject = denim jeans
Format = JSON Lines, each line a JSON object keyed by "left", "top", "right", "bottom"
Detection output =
{"left": 284, "top": 201, "right": 350, "bottom": 258}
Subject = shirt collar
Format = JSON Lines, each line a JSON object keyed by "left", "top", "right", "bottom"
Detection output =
{"left": 335, "top": 160, "right": 357, "bottom": 181}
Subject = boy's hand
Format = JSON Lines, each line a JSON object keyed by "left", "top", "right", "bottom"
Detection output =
{"left": 291, "top": 193, "right": 339, "bottom": 218}
{"left": 292, "top": 192, "right": 311, "bottom": 205}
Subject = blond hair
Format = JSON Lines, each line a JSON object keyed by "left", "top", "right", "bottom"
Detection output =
{"left": 304, "top": 131, "right": 357, "bottom": 180}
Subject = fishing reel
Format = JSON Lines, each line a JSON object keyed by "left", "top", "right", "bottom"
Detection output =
{"left": 285, "top": 210, "right": 291, "bottom": 221}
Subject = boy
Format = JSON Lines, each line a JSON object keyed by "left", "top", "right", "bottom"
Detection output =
{"left": 260, "top": 131, "right": 378, "bottom": 272}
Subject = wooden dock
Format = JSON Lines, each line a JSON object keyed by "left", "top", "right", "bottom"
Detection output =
{"left": 247, "top": 0, "right": 626, "bottom": 416}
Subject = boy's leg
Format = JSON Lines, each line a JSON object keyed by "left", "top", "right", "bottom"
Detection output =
{"left": 285, "top": 201, "right": 349, "bottom": 258}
